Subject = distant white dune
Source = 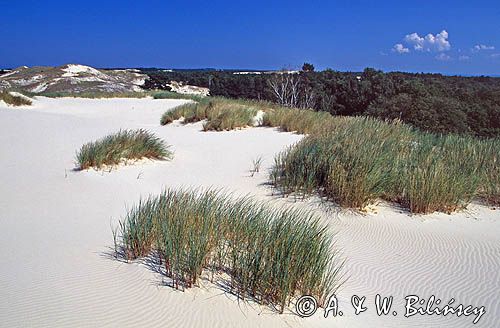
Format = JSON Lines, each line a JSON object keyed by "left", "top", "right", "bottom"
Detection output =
{"left": 0, "top": 64, "right": 149, "bottom": 94}
{"left": 62, "top": 64, "right": 103, "bottom": 76}
{"left": 167, "top": 80, "right": 209, "bottom": 96}
{"left": 233, "top": 71, "right": 263, "bottom": 75}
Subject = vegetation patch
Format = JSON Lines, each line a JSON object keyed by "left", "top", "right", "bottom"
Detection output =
{"left": 76, "top": 129, "right": 171, "bottom": 170}
{"left": 21, "top": 90, "right": 206, "bottom": 100}
{"left": 26, "top": 91, "right": 150, "bottom": 99}
{"left": 152, "top": 90, "right": 205, "bottom": 102}
{"left": 159, "top": 96, "right": 499, "bottom": 213}
{"left": 478, "top": 139, "right": 500, "bottom": 205}
{"left": 115, "top": 188, "right": 343, "bottom": 313}
{"left": 161, "top": 98, "right": 261, "bottom": 131}
{"left": 0, "top": 91, "right": 32, "bottom": 106}
{"left": 270, "top": 116, "right": 499, "bottom": 213}
{"left": 262, "top": 106, "right": 337, "bottom": 134}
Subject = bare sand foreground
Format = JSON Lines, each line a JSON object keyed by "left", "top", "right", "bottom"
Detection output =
{"left": 0, "top": 97, "right": 499, "bottom": 327}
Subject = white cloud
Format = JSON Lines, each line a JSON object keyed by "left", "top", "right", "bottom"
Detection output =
{"left": 403, "top": 30, "right": 451, "bottom": 52}
{"left": 458, "top": 55, "right": 470, "bottom": 61}
{"left": 472, "top": 44, "right": 495, "bottom": 52}
{"left": 404, "top": 33, "right": 424, "bottom": 51}
{"left": 491, "top": 53, "right": 500, "bottom": 58}
{"left": 435, "top": 53, "right": 451, "bottom": 61}
{"left": 392, "top": 43, "right": 409, "bottom": 54}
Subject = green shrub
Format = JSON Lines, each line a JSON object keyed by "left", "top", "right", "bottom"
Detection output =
{"left": 76, "top": 129, "right": 172, "bottom": 170}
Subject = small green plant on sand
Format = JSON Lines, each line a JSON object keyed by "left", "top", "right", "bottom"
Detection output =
{"left": 250, "top": 156, "right": 263, "bottom": 177}
{"left": 76, "top": 129, "right": 172, "bottom": 170}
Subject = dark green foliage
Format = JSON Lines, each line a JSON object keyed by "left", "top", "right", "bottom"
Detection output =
{"left": 302, "top": 63, "right": 315, "bottom": 72}
{"left": 76, "top": 129, "right": 172, "bottom": 170}
{"left": 367, "top": 94, "right": 470, "bottom": 135}
{"left": 143, "top": 68, "right": 500, "bottom": 137}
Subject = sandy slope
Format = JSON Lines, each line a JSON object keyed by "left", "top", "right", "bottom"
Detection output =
{"left": 0, "top": 97, "right": 499, "bottom": 327}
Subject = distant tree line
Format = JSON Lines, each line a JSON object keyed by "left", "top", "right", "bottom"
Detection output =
{"left": 143, "top": 67, "right": 500, "bottom": 138}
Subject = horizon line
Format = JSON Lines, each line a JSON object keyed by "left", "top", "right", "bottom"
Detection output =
{"left": 1, "top": 64, "right": 498, "bottom": 78}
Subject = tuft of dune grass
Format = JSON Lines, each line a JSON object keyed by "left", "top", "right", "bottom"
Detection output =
{"left": 76, "top": 129, "right": 172, "bottom": 170}
{"left": 160, "top": 102, "right": 204, "bottom": 125}
{"left": 262, "top": 107, "right": 336, "bottom": 134}
{"left": 152, "top": 90, "right": 205, "bottom": 102}
{"left": 162, "top": 97, "right": 334, "bottom": 134}
{"left": 161, "top": 98, "right": 259, "bottom": 131}
{"left": 477, "top": 138, "right": 500, "bottom": 205}
{"left": 115, "top": 188, "right": 343, "bottom": 313}
{"left": 270, "top": 116, "right": 499, "bottom": 214}
{"left": 0, "top": 91, "right": 32, "bottom": 106}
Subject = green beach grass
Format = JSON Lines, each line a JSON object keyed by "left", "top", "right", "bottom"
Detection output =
{"left": 269, "top": 115, "right": 499, "bottom": 213}
{"left": 75, "top": 129, "right": 172, "bottom": 170}
{"left": 56, "top": 90, "right": 498, "bottom": 212}
{"left": 158, "top": 95, "right": 499, "bottom": 213}
{"left": 115, "top": 188, "right": 343, "bottom": 312}
{"left": 160, "top": 97, "right": 260, "bottom": 131}
{"left": 0, "top": 91, "right": 32, "bottom": 106}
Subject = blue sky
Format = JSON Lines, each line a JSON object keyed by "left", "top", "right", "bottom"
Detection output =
{"left": 1, "top": 0, "right": 499, "bottom": 75}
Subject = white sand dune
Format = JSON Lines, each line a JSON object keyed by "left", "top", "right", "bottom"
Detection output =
{"left": 0, "top": 97, "right": 498, "bottom": 327}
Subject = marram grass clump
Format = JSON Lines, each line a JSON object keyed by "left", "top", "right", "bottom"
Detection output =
{"left": 0, "top": 91, "right": 32, "bottom": 106}
{"left": 152, "top": 90, "right": 205, "bottom": 102}
{"left": 270, "top": 116, "right": 499, "bottom": 214}
{"left": 160, "top": 102, "right": 205, "bottom": 125}
{"left": 160, "top": 98, "right": 261, "bottom": 131}
{"left": 76, "top": 129, "right": 172, "bottom": 170}
{"left": 476, "top": 138, "right": 500, "bottom": 205}
{"left": 115, "top": 188, "right": 343, "bottom": 313}
{"left": 262, "top": 106, "right": 337, "bottom": 134}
